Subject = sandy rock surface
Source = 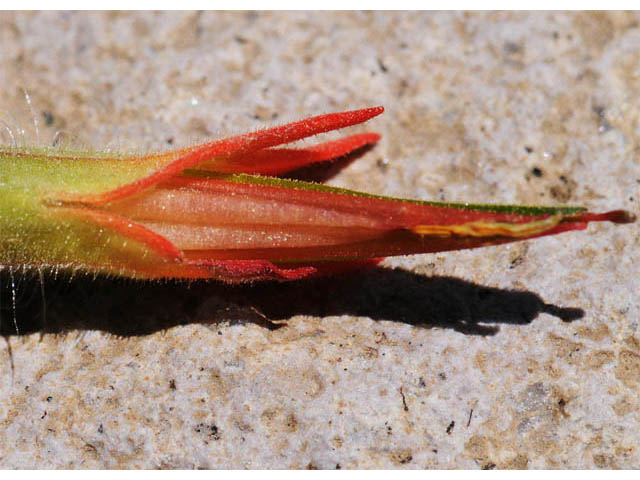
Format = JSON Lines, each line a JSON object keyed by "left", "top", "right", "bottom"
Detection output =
{"left": 0, "top": 11, "right": 638, "bottom": 468}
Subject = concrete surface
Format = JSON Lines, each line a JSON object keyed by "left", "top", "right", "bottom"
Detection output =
{"left": 0, "top": 11, "right": 638, "bottom": 468}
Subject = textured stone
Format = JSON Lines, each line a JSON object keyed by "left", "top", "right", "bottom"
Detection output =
{"left": 0, "top": 11, "right": 638, "bottom": 468}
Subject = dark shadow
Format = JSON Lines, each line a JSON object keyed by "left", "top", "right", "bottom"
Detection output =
{"left": 281, "top": 143, "right": 376, "bottom": 183}
{"left": 0, "top": 267, "right": 583, "bottom": 337}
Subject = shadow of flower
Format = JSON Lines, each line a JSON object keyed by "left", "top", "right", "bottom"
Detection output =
{"left": 0, "top": 267, "right": 583, "bottom": 337}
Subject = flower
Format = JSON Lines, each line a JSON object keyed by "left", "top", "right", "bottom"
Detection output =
{"left": 1, "top": 107, "right": 633, "bottom": 282}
